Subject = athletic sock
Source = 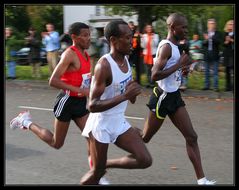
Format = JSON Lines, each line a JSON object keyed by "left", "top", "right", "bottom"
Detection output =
{"left": 22, "top": 120, "right": 33, "bottom": 129}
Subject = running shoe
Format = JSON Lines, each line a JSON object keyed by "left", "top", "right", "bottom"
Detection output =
{"left": 10, "top": 110, "right": 32, "bottom": 130}
{"left": 99, "top": 177, "right": 110, "bottom": 185}
{"left": 197, "top": 177, "right": 216, "bottom": 185}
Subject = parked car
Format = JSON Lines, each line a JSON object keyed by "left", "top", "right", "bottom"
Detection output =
{"left": 16, "top": 47, "right": 47, "bottom": 66}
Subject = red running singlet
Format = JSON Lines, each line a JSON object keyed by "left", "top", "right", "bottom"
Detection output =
{"left": 61, "top": 45, "right": 91, "bottom": 97}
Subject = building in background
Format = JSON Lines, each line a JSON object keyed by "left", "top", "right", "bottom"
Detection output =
{"left": 63, "top": 5, "right": 138, "bottom": 39}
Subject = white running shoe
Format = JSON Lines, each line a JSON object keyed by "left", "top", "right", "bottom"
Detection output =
{"left": 197, "top": 177, "right": 216, "bottom": 185}
{"left": 10, "top": 110, "right": 32, "bottom": 130}
{"left": 99, "top": 177, "right": 110, "bottom": 185}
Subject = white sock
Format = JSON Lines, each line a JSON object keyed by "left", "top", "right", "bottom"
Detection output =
{"left": 22, "top": 120, "right": 33, "bottom": 129}
{"left": 197, "top": 177, "right": 206, "bottom": 184}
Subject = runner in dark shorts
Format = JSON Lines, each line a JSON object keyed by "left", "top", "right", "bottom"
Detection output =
{"left": 147, "top": 86, "right": 185, "bottom": 120}
{"left": 9, "top": 22, "right": 109, "bottom": 184}
{"left": 141, "top": 13, "right": 216, "bottom": 185}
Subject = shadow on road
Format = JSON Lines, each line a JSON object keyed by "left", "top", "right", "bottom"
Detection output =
{"left": 5, "top": 143, "right": 45, "bottom": 161}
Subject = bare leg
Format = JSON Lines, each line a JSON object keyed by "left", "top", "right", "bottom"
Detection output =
{"left": 80, "top": 132, "right": 108, "bottom": 185}
{"left": 73, "top": 114, "right": 90, "bottom": 156}
{"left": 106, "top": 127, "right": 152, "bottom": 169}
{"left": 168, "top": 106, "right": 205, "bottom": 179}
{"left": 142, "top": 110, "right": 164, "bottom": 143}
{"left": 29, "top": 118, "right": 70, "bottom": 149}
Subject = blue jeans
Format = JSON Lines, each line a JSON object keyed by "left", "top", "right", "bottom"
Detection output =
{"left": 7, "top": 61, "right": 16, "bottom": 78}
{"left": 204, "top": 61, "right": 218, "bottom": 89}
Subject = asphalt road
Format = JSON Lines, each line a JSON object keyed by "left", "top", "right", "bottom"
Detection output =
{"left": 5, "top": 80, "right": 234, "bottom": 186}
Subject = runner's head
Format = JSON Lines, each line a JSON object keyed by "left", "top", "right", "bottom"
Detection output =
{"left": 104, "top": 20, "right": 133, "bottom": 55}
{"left": 166, "top": 13, "right": 188, "bottom": 41}
{"left": 69, "top": 22, "right": 91, "bottom": 49}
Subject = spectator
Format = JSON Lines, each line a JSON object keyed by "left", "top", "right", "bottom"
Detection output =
{"left": 202, "top": 18, "right": 221, "bottom": 91}
{"left": 59, "top": 32, "right": 72, "bottom": 54}
{"left": 5, "top": 27, "right": 18, "bottom": 79}
{"left": 128, "top": 21, "right": 142, "bottom": 85}
{"left": 178, "top": 38, "right": 190, "bottom": 91}
{"left": 25, "top": 27, "right": 41, "bottom": 78}
{"left": 189, "top": 34, "right": 203, "bottom": 71}
{"left": 141, "top": 24, "right": 159, "bottom": 88}
{"left": 222, "top": 20, "right": 234, "bottom": 91}
{"left": 41, "top": 23, "right": 60, "bottom": 76}
{"left": 96, "top": 28, "right": 110, "bottom": 57}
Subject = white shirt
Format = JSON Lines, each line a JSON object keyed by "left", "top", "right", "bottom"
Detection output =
{"left": 155, "top": 39, "right": 181, "bottom": 92}
{"left": 93, "top": 53, "right": 132, "bottom": 115}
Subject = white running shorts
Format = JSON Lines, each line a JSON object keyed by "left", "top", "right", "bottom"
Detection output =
{"left": 82, "top": 113, "right": 131, "bottom": 143}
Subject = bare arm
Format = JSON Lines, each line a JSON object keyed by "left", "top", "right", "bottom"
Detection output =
{"left": 151, "top": 43, "right": 191, "bottom": 81}
{"left": 48, "top": 49, "right": 89, "bottom": 96}
{"left": 88, "top": 58, "right": 141, "bottom": 112}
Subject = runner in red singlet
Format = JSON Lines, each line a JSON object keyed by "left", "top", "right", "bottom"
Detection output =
{"left": 9, "top": 22, "right": 109, "bottom": 184}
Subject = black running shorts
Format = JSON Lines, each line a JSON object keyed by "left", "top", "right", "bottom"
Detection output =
{"left": 147, "top": 87, "right": 185, "bottom": 119}
{"left": 53, "top": 91, "right": 89, "bottom": 122}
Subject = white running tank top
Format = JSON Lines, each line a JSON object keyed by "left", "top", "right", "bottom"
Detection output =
{"left": 155, "top": 39, "right": 182, "bottom": 92}
{"left": 94, "top": 53, "right": 132, "bottom": 115}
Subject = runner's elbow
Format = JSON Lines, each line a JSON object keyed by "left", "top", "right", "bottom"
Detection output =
{"left": 88, "top": 101, "right": 98, "bottom": 113}
{"left": 151, "top": 72, "right": 160, "bottom": 81}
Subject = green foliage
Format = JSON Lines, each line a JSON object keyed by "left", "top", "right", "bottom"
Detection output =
{"left": 105, "top": 4, "right": 234, "bottom": 38}
{"left": 5, "top": 5, "right": 31, "bottom": 36}
{"left": 38, "top": 5, "right": 64, "bottom": 34}
{"left": 4, "top": 5, "right": 63, "bottom": 41}
{"left": 12, "top": 65, "right": 49, "bottom": 80}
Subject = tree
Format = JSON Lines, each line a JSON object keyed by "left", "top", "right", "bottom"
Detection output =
{"left": 5, "top": 5, "right": 31, "bottom": 38}
{"left": 5, "top": 5, "right": 63, "bottom": 39}
{"left": 104, "top": 4, "right": 234, "bottom": 38}
{"left": 38, "top": 5, "right": 63, "bottom": 34}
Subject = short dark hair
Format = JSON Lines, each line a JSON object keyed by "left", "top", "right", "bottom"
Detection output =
{"left": 104, "top": 20, "right": 128, "bottom": 42}
{"left": 68, "top": 22, "right": 89, "bottom": 36}
{"left": 166, "top": 13, "right": 186, "bottom": 27}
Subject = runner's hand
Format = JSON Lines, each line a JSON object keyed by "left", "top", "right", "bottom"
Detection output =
{"left": 124, "top": 81, "right": 141, "bottom": 101}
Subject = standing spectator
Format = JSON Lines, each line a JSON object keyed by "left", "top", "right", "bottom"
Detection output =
{"left": 5, "top": 27, "right": 18, "bottom": 79}
{"left": 59, "top": 31, "right": 72, "bottom": 55}
{"left": 178, "top": 38, "right": 190, "bottom": 91}
{"left": 189, "top": 33, "right": 203, "bottom": 71}
{"left": 128, "top": 21, "right": 142, "bottom": 85}
{"left": 202, "top": 19, "right": 221, "bottom": 91}
{"left": 41, "top": 23, "right": 60, "bottom": 76}
{"left": 222, "top": 20, "right": 234, "bottom": 91}
{"left": 96, "top": 28, "right": 110, "bottom": 57}
{"left": 141, "top": 24, "right": 159, "bottom": 88}
{"left": 25, "top": 27, "right": 41, "bottom": 78}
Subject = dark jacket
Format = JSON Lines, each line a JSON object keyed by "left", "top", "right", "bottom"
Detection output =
{"left": 202, "top": 31, "right": 221, "bottom": 62}
{"left": 26, "top": 36, "right": 41, "bottom": 63}
{"left": 223, "top": 32, "right": 234, "bottom": 57}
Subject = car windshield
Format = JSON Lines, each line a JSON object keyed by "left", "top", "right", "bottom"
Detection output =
{"left": 18, "top": 48, "right": 30, "bottom": 52}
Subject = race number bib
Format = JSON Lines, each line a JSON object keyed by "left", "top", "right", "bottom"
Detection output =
{"left": 80, "top": 73, "right": 91, "bottom": 89}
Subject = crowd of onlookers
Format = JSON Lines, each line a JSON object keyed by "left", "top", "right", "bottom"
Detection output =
{"left": 5, "top": 18, "right": 234, "bottom": 92}
{"left": 127, "top": 19, "right": 234, "bottom": 92}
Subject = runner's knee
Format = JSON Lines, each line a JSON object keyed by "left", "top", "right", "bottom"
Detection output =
{"left": 52, "top": 141, "right": 64, "bottom": 149}
{"left": 138, "top": 153, "right": 152, "bottom": 168}
{"left": 185, "top": 132, "right": 198, "bottom": 146}
{"left": 142, "top": 135, "right": 151, "bottom": 143}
